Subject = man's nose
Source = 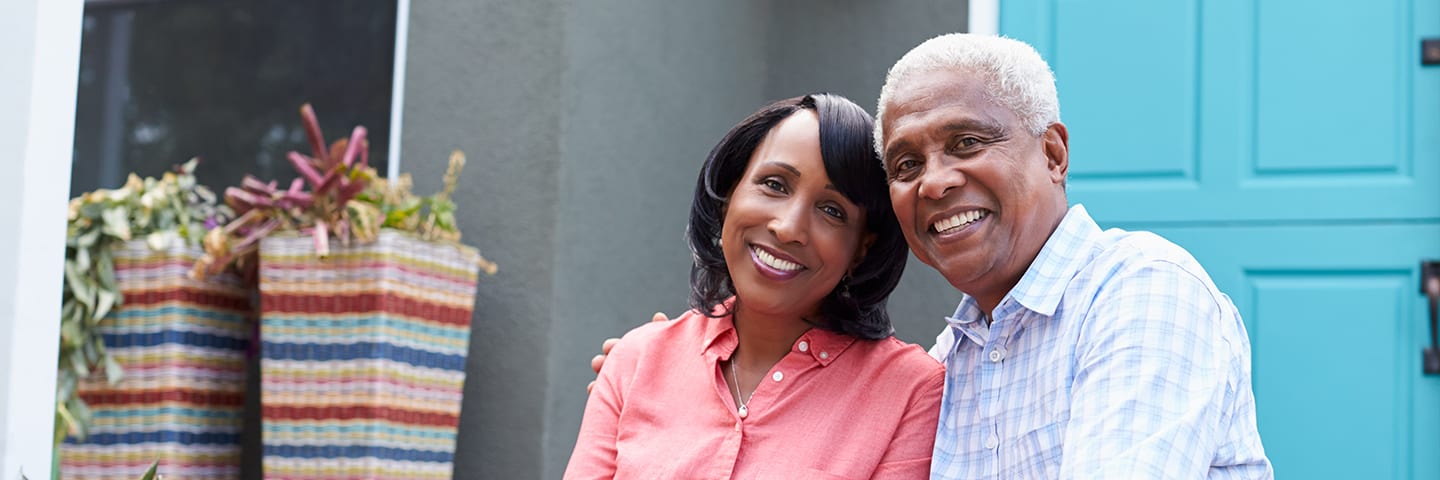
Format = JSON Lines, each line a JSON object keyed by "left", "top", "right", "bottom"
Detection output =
{"left": 917, "top": 154, "right": 964, "bottom": 200}
{"left": 768, "top": 201, "right": 810, "bottom": 245}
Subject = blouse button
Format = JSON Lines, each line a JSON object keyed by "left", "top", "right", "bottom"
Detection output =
{"left": 798, "top": 341, "right": 809, "bottom": 352}
{"left": 819, "top": 352, "right": 829, "bottom": 360}
{"left": 772, "top": 371, "right": 784, "bottom": 382}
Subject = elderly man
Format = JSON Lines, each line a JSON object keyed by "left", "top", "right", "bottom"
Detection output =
{"left": 874, "top": 33, "right": 1271, "bottom": 478}
{"left": 591, "top": 33, "right": 1272, "bottom": 478}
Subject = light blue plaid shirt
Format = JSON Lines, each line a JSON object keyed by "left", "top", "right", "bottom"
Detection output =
{"left": 928, "top": 205, "right": 1272, "bottom": 479}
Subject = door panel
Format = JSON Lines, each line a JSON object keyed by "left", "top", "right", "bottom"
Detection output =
{"left": 1001, "top": 0, "right": 1440, "bottom": 477}
{"left": 1003, "top": 0, "right": 1440, "bottom": 224}
{"left": 1152, "top": 224, "right": 1440, "bottom": 478}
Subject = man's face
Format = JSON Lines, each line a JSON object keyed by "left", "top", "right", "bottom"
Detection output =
{"left": 879, "top": 68, "right": 1069, "bottom": 310}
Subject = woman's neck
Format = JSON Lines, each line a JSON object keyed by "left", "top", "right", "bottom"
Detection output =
{"left": 729, "top": 305, "right": 812, "bottom": 372}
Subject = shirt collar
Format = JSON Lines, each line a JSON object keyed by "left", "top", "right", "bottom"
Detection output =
{"left": 1008, "top": 204, "right": 1102, "bottom": 316}
{"left": 943, "top": 204, "right": 1101, "bottom": 341}
{"left": 699, "top": 299, "right": 856, "bottom": 367}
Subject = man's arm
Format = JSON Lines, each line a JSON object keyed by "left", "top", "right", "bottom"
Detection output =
{"left": 1060, "top": 262, "right": 1240, "bottom": 478}
{"left": 586, "top": 312, "right": 668, "bottom": 394}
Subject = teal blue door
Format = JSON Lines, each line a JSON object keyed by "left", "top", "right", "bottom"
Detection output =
{"left": 1001, "top": 0, "right": 1440, "bottom": 477}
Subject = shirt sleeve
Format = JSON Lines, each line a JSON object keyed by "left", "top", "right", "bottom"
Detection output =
{"left": 1060, "top": 261, "right": 1238, "bottom": 479}
{"left": 562, "top": 334, "right": 638, "bottom": 479}
{"left": 870, "top": 365, "right": 945, "bottom": 479}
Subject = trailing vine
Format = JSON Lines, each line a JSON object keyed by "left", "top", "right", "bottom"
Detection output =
{"left": 58, "top": 159, "right": 229, "bottom": 446}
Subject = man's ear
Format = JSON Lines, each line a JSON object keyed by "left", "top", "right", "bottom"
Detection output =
{"left": 1042, "top": 122, "right": 1069, "bottom": 185}
{"left": 851, "top": 231, "right": 878, "bottom": 270}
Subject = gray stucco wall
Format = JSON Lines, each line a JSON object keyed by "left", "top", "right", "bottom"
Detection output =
{"left": 401, "top": 2, "right": 966, "bottom": 477}
{"left": 402, "top": 1, "right": 564, "bottom": 478}
{"left": 548, "top": 2, "right": 771, "bottom": 479}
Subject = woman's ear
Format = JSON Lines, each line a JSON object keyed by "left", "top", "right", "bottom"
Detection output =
{"left": 851, "top": 232, "right": 877, "bottom": 270}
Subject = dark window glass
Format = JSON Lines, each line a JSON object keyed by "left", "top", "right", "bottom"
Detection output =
{"left": 71, "top": 0, "right": 397, "bottom": 197}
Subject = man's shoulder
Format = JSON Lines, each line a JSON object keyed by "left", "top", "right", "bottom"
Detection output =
{"left": 1086, "top": 227, "right": 1216, "bottom": 288}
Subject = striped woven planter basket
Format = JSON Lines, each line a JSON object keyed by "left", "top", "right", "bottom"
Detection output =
{"left": 61, "top": 240, "right": 254, "bottom": 480}
{"left": 258, "top": 230, "right": 480, "bottom": 480}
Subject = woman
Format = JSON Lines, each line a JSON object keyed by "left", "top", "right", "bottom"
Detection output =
{"left": 565, "top": 94, "right": 942, "bottom": 479}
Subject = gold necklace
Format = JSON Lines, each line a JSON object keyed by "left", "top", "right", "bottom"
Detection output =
{"left": 728, "top": 358, "right": 755, "bottom": 419}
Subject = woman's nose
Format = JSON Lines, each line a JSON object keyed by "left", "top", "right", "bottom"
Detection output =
{"left": 768, "top": 202, "right": 809, "bottom": 245}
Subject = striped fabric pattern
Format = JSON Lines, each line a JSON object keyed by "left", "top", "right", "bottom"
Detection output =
{"left": 62, "top": 241, "right": 253, "bottom": 480}
{"left": 258, "top": 231, "right": 480, "bottom": 480}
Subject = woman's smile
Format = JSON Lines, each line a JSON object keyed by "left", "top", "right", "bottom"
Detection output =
{"left": 749, "top": 244, "right": 806, "bottom": 280}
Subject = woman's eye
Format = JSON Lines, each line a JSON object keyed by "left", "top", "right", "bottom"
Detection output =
{"left": 761, "top": 178, "right": 787, "bottom": 193}
{"left": 820, "top": 204, "right": 846, "bottom": 220}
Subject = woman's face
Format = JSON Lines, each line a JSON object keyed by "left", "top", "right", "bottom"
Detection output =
{"left": 721, "top": 110, "right": 873, "bottom": 321}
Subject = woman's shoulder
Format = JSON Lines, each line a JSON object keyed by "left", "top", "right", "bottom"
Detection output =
{"left": 613, "top": 308, "right": 722, "bottom": 356}
{"left": 849, "top": 336, "right": 944, "bottom": 378}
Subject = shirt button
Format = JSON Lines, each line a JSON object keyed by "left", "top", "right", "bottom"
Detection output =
{"left": 985, "top": 435, "right": 998, "bottom": 449}
{"left": 989, "top": 349, "right": 1004, "bottom": 362}
{"left": 798, "top": 341, "right": 809, "bottom": 352}
{"left": 772, "top": 371, "right": 784, "bottom": 382}
{"left": 819, "top": 352, "right": 829, "bottom": 360}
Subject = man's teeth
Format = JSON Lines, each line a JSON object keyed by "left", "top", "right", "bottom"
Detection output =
{"left": 933, "top": 210, "right": 987, "bottom": 233}
{"left": 755, "top": 248, "right": 802, "bottom": 271}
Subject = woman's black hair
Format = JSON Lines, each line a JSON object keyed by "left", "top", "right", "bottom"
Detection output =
{"left": 686, "top": 93, "right": 907, "bottom": 340}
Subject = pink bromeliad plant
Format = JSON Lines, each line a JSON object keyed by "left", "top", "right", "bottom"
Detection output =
{"left": 194, "top": 103, "right": 382, "bottom": 279}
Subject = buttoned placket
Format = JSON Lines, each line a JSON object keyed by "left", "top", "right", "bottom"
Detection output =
{"left": 978, "top": 311, "right": 1003, "bottom": 473}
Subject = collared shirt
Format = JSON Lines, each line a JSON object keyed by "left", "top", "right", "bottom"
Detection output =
{"left": 929, "top": 205, "right": 1273, "bottom": 479}
{"left": 566, "top": 307, "right": 944, "bottom": 479}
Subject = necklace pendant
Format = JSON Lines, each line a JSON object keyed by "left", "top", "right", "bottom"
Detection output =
{"left": 738, "top": 405, "right": 748, "bottom": 418}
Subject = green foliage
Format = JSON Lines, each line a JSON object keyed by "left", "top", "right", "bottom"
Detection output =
{"left": 139, "top": 459, "right": 160, "bottom": 480}
{"left": 57, "top": 159, "right": 229, "bottom": 448}
{"left": 354, "top": 150, "right": 497, "bottom": 275}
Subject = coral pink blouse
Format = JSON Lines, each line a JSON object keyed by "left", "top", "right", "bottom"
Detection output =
{"left": 565, "top": 308, "right": 944, "bottom": 479}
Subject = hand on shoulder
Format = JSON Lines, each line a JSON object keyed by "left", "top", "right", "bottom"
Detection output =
{"left": 586, "top": 311, "right": 671, "bottom": 394}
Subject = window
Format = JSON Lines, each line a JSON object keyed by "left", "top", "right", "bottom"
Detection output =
{"left": 71, "top": 0, "right": 402, "bottom": 196}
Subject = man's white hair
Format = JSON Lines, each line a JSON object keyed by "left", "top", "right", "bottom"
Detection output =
{"left": 874, "top": 33, "right": 1060, "bottom": 157}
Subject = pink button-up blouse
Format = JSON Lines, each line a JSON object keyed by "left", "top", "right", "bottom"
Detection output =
{"left": 565, "top": 308, "right": 944, "bottom": 479}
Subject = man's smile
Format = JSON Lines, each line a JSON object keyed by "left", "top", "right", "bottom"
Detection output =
{"left": 929, "top": 208, "right": 990, "bottom": 235}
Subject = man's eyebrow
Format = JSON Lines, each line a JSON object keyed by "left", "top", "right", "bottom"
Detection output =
{"left": 883, "top": 117, "right": 1009, "bottom": 161}
{"left": 939, "top": 118, "right": 1007, "bottom": 136}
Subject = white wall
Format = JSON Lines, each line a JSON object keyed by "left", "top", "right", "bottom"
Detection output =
{"left": 0, "top": 0, "right": 83, "bottom": 477}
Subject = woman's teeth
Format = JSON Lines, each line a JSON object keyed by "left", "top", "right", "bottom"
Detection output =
{"left": 754, "top": 247, "right": 802, "bottom": 271}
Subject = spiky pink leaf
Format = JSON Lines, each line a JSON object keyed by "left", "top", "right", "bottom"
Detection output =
{"left": 241, "top": 176, "right": 276, "bottom": 194}
{"left": 224, "top": 187, "right": 260, "bottom": 213}
{"left": 341, "top": 126, "right": 367, "bottom": 168}
{"left": 312, "top": 222, "right": 330, "bottom": 257}
{"left": 288, "top": 152, "right": 326, "bottom": 187}
{"left": 299, "top": 104, "right": 329, "bottom": 166}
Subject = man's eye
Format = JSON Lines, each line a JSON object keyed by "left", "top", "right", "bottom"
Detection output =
{"left": 890, "top": 158, "right": 921, "bottom": 179}
{"left": 961, "top": 137, "right": 980, "bottom": 147}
